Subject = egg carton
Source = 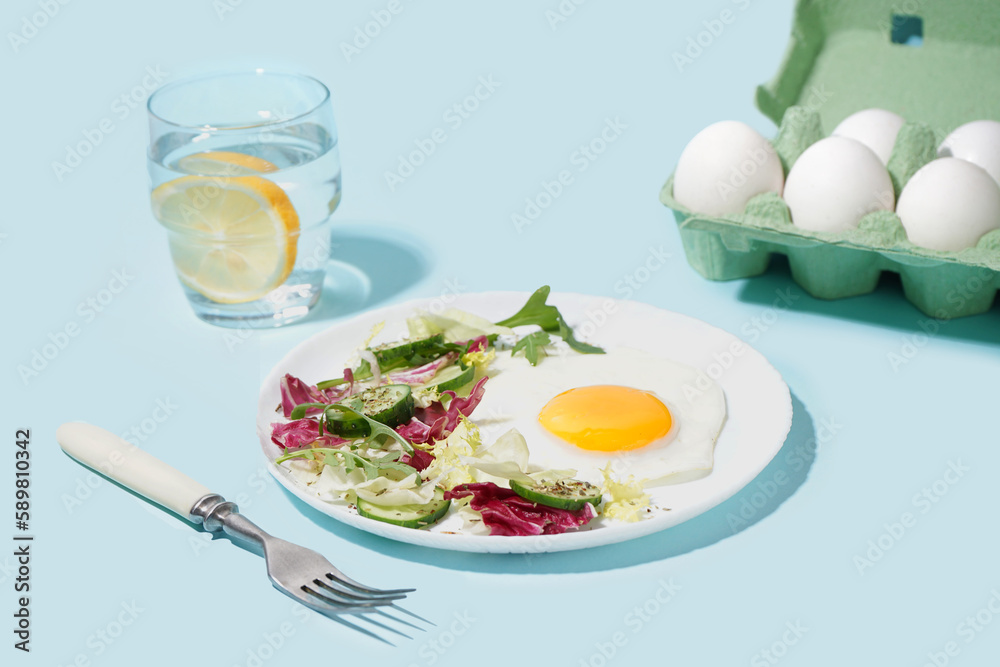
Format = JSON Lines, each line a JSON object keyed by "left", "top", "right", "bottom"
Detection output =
{"left": 660, "top": 0, "right": 1000, "bottom": 319}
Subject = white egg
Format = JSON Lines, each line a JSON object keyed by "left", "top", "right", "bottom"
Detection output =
{"left": 896, "top": 157, "right": 1000, "bottom": 251}
{"left": 832, "top": 108, "right": 906, "bottom": 165}
{"left": 938, "top": 120, "right": 1000, "bottom": 187}
{"left": 673, "top": 120, "right": 784, "bottom": 216}
{"left": 475, "top": 348, "right": 726, "bottom": 487}
{"left": 784, "top": 136, "right": 895, "bottom": 232}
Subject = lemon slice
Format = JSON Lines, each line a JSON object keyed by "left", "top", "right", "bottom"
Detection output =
{"left": 151, "top": 175, "right": 299, "bottom": 304}
{"left": 176, "top": 150, "right": 279, "bottom": 176}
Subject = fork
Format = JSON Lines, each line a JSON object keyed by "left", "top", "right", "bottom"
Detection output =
{"left": 57, "top": 422, "right": 427, "bottom": 642}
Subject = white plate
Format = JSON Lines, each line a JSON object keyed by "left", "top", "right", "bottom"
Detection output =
{"left": 257, "top": 292, "right": 792, "bottom": 553}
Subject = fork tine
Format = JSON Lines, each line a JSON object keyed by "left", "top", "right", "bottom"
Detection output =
{"left": 301, "top": 583, "right": 395, "bottom": 611}
{"left": 329, "top": 576, "right": 415, "bottom": 597}
{"left": 327, "top": 568, "right": 415, "bottom": 596}
{"left": 315, "top": 577, "right": 407, "bottom": 602}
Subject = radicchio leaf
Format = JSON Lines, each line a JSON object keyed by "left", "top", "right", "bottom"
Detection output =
{"left": 279, "top": 374, "right": 329, "bottom": 418}
{"left": 415, "top": 376, "right": 489, "bottom": 441}
{"left": 386, "top": 352, "right": 459, "bottom": 386}
{"left": 465, "top": 335, "right": 488, "bottom": 353}
{"left": 395, "top": 417, "right": 433, "bottom": 444}
{"left": 322, "top": 382, "right": 355, "bottom": 404}
{"left": 322, "top": 367, "right": 360, "bottom": 403}
{"left": 399, "top": 448, "right": 435, "bottom": 472}
{"left": 270, "top": 419, "right": 348, "bottom": 450}
{"left": 444, "top": 482, "right": 596, "bottom": 536}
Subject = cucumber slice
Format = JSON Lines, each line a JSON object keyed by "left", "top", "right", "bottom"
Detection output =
{"left": 357, "top": 384, "right": 414, "bottom": 425}
{"left": 369, "top": 334, "right": 445, "bottom": 365}
{"left": 509, "top": 478, "right": 603, "bottom": 511}
{"left": 356, "top": 488, "right": 450, "bottom": 529}
{"left": 419, "top": 363, "right": 475, "bottom": 392}
{"left": 411, "top": 333, "right": 446, "bottom": 355}
{"left": 325, "top": 395, "right": 368, "bottom": 438}
{"left": 325, "top": 385, "right": 415, "bottom": 437}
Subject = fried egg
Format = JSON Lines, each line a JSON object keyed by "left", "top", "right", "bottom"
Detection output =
{"left": 474, "top": 347, "right": 727, "bottom": 486}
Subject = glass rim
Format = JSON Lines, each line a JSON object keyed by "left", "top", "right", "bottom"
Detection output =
{"left": 146, "top": 69, "right": 331, "bottom": 132}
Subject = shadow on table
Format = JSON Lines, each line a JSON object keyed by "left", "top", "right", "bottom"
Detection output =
{"left": 736, "top": 255, "right": 999, "bottom": 346}
{"left": 283, "top": 392, "right": 818, "bottom": 574}
{"left": 300, "top": 222, "right": 431, "bottom": 324}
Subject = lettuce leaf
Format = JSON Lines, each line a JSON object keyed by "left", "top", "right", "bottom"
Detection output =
{"left": 600, "top": 464, "right": 652, "bottom": 522}
{"left": 422, "top": 420, "right": 481, "bottom": 489}
{"left": 408, "top": 308, "right": 513, "bottom": 343}
{"left": 461, "top": 346, "right": 495, "bottom": 374}
{"left": 300, "top": 462, "right": 434, "bottom": 506}
{"left": 463, "top": 428, "right": 534, "bottom": 485}
{"left": 276, "top": 445, "right": 422, "bottom": 495}
{"left": 353, "top": 472, "right": 435, "bottom": 505}
{"left": 440, "top": 308, "right": 515, "bottom": 337}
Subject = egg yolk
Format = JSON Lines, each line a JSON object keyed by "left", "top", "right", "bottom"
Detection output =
{"left": 538, "top": 385, "right": 673, "bottom": 452}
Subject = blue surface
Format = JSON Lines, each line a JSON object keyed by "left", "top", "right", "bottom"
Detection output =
{"left": 5, "top": 1, "right": 1000, "bottom": 665}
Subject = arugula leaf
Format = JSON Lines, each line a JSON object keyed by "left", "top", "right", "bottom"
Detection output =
{"left": 556, "top": 317, "right": 605, "bottom": 355}
{"left": 324, "top": 404, "right": 414, "bottom": 454}
{"left": 495, "top": 286, "right": 561, "bottom": 330}
{"left": 495, "top": 286, "right": 605, "bottom": 357}
{"left": 275, "top": 447, "right": 420, "bottom": 484}
{"left": 511, "top": 331, "right": 551, "bottom": 366}
{"left": 289, "top": 402, "right": 329, "bottom": 419}
{"left": 337, "top": 450, "right": 378, "bottom": 478}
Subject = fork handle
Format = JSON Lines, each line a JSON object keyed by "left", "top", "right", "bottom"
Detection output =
{"left": 57, "top": 422, "right": 211, "bottom": 518}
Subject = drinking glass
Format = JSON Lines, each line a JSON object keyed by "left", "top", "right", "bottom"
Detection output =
{"left": 147, "top": 70, "right": 341, "bottom": 328}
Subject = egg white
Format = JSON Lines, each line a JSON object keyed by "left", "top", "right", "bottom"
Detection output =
{"left": 474, "top": 347, "right": 727, "bottom": 486}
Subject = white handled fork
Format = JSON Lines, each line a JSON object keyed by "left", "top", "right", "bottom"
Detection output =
{"left": 57, "top": 422, "right": 428, "bottom": 643}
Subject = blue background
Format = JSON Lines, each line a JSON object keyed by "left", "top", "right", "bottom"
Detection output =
{"left": 4, "top": 1, "right": 999, "bottom": 665}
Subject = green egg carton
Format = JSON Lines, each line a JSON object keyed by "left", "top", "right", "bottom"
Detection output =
{"left": 660, "top": 0, "right": 1000, "bottom": 319}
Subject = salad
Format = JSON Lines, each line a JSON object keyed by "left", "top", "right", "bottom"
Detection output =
{"left": 270, "top": 286, "right": 651, "bottom": 537}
